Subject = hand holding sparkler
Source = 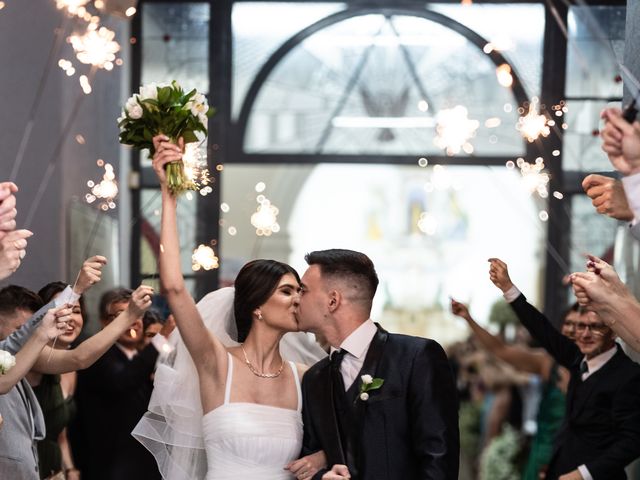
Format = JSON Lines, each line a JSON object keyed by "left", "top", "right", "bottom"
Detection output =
{"left": 0, "top": 182, "right": 18, "bottom": 233}
{"left": 38, "top": 305, "right": 74, "bottom": 342}
{"left": 127, "top": 284, "right": 155, "bottom": 320}
{"left": 600, "top": 107, "right": 640, "bottom": 176}
{"left": 581, "top": 174, "right": 633, "bottom": 221}
{"left": 0, "top": 229, "right": 33, "bottom": 281}
{"left": 488, "top": 258, "right": 514, "bottom": 293}
{"left": 73, "top": 255, "right": 107, "bottom": 295}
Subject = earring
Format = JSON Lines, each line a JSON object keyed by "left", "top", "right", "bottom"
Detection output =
{"left": 257, "top": 311, "right": 263, "bottom": 321}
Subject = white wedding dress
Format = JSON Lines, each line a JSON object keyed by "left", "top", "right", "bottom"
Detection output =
{"left": 203, "top": 353, "right": 303, "bottom": 479}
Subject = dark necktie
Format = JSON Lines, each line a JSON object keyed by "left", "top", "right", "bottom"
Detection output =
{"left": 580, "top": 360, "right": 589, "bottom": 377}
{"left": 330, "top": 349, "right": 347, "bottom": 393}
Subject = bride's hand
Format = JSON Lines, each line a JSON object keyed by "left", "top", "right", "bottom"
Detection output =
{"left": 285, "top": 450, "right": 327, "bottom": 479}
{"left": 151, "top": 134, "right": 184, "bottom": 185}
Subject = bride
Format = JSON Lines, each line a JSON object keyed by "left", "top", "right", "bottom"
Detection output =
{"left": 134, "top": 135, "right": 327, "bottom": 479}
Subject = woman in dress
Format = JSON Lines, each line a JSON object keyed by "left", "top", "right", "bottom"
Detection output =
{"left": 136, "top": 135, "right": 326, "bottom": 480}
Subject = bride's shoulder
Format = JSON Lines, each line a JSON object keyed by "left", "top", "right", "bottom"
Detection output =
{"left": 294, "top": 362, "right": 309, "bottom": 378}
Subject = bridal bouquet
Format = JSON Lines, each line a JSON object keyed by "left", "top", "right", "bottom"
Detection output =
{"left": 0, "top": 350, "right": 16, "bottom": 375}
{"left": 118, "top": 81, "right": 214, "bottom": 195}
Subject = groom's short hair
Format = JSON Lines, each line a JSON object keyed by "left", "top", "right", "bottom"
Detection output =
{"left": 305, "top": 249, "right": 379, "bottom": 302}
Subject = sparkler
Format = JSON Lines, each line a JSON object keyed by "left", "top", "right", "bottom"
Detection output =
{"left": 192, "top": 245, "right": 219, "bottom": 271}
{"left": 181, "top": 143, "right": 212, "bottom": 195}
{"left": 433, "top": 106, "right": 479, "bottom": 156}
{"left": 517, "top": 157, "right": 550, "bottom": 199}
{"left": 251, "top": 196, "right": 280, "bottom": 236}
{"left": 85, "top": 161, "right": 118, "bottom": 211}
{"left": 55, "top": 0, "right": 90, "bottom": 16}
{"left": 516, "top": 98, "right": 550, "bottom": 142}
{"left": 68, "top": 25, "right": 120, "bottom": 70}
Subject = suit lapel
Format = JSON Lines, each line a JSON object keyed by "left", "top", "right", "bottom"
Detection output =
{"left": 349, "top": 326, "right": 389, "bottom": 455}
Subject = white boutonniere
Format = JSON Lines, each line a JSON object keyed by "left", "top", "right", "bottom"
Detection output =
{"left": 357, "top": 374, "right": 384, "bottom": 402}
{"left": 0, "top": 350, "right": 16, "bottom": 375}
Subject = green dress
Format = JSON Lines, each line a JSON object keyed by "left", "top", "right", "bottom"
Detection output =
{"left": 33, "top": 374, "right": 76, "bottom": 479}
{"left": 522, "top": 363, "right": 566, "bottom": 480}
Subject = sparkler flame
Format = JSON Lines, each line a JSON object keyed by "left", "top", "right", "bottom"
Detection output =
{"left": 517, "top": 157, "right": 550, "bottom": 198}
{"left": 517, "top": 98, "right": 550, "bottom": 142}
{"left": 85, "top": 162, "right": 118, "bottom": 209}
{"left": 251, "top": 196, "right": 280, "bottom": 236}
{"left": 181, "top": 143, "right": 212, "bottom": 195}
{"left": 433, "top": 106, "right": 479, "bottom": 156}
{"left": 192, "top": 245, "right": 219, "bottom": 271}
{"left": 56, "top": 0, "right": 90, "bottom": 15}
{"left": 69, "top": 26, "right": 120, "bottom": 69}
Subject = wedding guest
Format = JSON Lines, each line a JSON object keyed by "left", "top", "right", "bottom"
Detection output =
{"left": 451, "top": 299, "right": 576, "bottom": 480}
{"left": 71, "top": 286, "right": 164, "bottom": 480}
{"left": 490, "top": 257, "right": 640, "bottom": 479}
{"left": 297, "top": 249, "right": 460, "bottom": 479}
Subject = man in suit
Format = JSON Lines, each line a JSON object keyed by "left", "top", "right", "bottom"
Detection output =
{"left": 0, "top": 286, "right": 76, "bottom": 479}
{"left": 489, "top": 258, "right": 640, "bottom": 480}
{"left": 72, "top": 287, "right": 163, "bottom": 480}
{"left": 296, "top": 249, "right": 459, "bottom": 480}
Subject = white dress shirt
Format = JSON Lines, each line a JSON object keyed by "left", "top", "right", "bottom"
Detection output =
{"left": 330, "top": 319, "right": 377, "bottom": 390}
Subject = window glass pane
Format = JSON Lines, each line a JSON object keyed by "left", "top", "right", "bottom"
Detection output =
{"left": 431, "top": 3, "right": 544, "bottom": 98}
{"left": 232, "top": 2, "right": 347, "bottom": 120}
{"left": 569, "top": 194, "right": 617, "bottom": 274}
{"left": 140, "top": 3, "right": 210, "bottom": 167}
{"left": 221, "top": 164, "right": 545, "bottom": 342}
{"left": 242, "top": 11, "right": 527, "bottom": 156}
{"left": 566, "top": 6, "right": 625, "bottom": 98}
{"left": 141, "top": 2, "right": 209, "bottom": 92}
{"left": 562, "top": 99, "right": 621, "bottom": 171}
{"left": 139, "top": 188, "right": 199, "bottom": 283}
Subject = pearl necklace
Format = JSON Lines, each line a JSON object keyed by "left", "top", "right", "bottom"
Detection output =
{"left": 240, "top": 345, "right": 284, "bottom": 379}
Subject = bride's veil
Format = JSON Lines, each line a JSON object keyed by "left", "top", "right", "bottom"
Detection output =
{"left": 132, "top": 286, "right": 327, "bottom": 480}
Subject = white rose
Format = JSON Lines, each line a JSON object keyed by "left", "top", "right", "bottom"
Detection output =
{"left": 361, "top": 374, "right": 373, "bottom": 385}
{"left": 125, "top": 97, "right": 143, "bottom": 119}
{"left": 193, "top": 92, "right": 206, "bottom": 105}
{"left": 0, "top": 350, "right": 15, "bottom": 375}
{"left": 139, "top": 83, "right": 158, "bottom": 100}
{"left": 359, "top": 392, "right": 369, "bottom": 401}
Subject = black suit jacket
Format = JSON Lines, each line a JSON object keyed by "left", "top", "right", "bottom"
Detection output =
{"left": 301, "top": 325, "right": 459, "bottom": 480}
{"left": 510, "top": 294, "right": 640, "bottom": 479}
{"left": 70, "top": 343, "right": 160, "bottom": 480}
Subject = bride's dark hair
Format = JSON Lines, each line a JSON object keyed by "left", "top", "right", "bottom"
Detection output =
{"left": 233, "top": 259, "right": 300, "bottom": 342}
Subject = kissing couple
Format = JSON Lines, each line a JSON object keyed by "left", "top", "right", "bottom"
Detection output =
{"left": 133, "top": 135, "right": 460, "bottom": 480}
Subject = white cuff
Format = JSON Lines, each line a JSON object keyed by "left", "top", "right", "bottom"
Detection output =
{"left": 151, "top": 334, "right": 173, "bottom": 356}
{"left": 578, "top": 464, "right": 593, "bottom": 480}
{"left": 54, "top": 286, "right": 81, "bottom": 306}
{"left": 621, "top": 173, "right": 640, "bottom": 221}
{"left": 503, "top": 285, "right": 521, "bottom": 303}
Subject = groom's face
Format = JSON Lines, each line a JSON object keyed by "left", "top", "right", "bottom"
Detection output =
{"left": 297, "top": 265, "right": 327, "bottom": 333}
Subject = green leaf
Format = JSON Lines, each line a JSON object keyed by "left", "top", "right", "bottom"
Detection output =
{"left": 369, "top": 378, "right": 384, "bottom": 390}
{"left": 157, "top": 86, "right": 171, "bottom": 105}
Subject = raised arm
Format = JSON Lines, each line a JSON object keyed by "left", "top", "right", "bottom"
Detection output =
{"left": 0, "top": 305, "right": 71, "bottom": 393}
{"left": 33, "top": 285, "right": 154, "bottom": 374}
{"left": 450, "top": 299, "right": 550, "bottom": 378}
{"left": 488, "top": 258, "right": 580, "bottom": 369}
{"left": 152, "top": 134, "right": 227, "bottom": 372}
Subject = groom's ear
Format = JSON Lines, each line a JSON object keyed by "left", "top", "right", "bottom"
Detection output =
{"left": 328, "top": 290, "right": 340, "bottom": 312}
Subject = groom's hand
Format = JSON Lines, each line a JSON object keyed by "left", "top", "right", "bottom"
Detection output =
{"left": 285, "top": 450, "right": 327, "bottom": 479}
{"left": 322, "top": 465, "right": 350, "bottom": 480}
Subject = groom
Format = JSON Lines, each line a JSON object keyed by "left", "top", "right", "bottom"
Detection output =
{"left": 296, "top": 249, "right": 459, "bottom": 480}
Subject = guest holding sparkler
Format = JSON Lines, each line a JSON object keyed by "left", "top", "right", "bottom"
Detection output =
{"left": 71, "top": 285, "right": 170, "bottom": 480}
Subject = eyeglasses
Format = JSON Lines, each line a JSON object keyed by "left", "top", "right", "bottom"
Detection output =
{"left": 567, "top": 322, "right": 609, "bottom": 336}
